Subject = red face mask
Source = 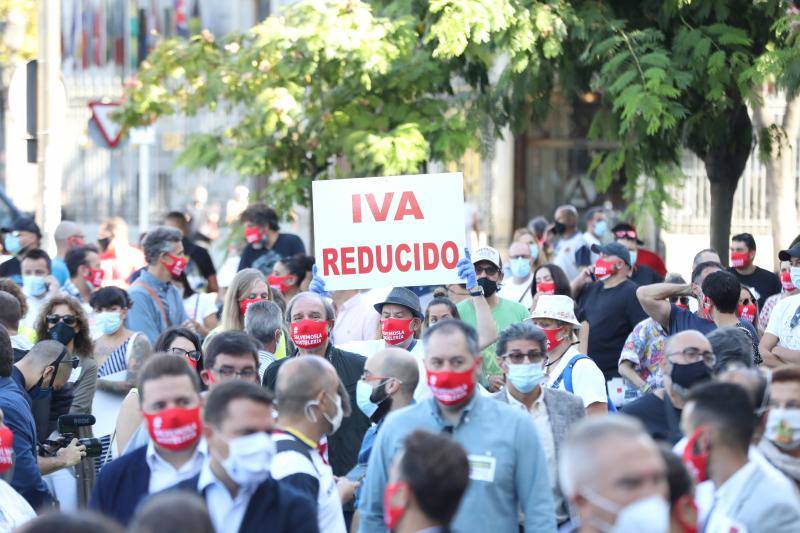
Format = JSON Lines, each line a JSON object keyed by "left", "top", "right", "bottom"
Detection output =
{"left": 267, "top": 274, "right": 293, "bottom": 294}
{"left": 161, "top": 253, "right": 188, "bottom": 277}
{"left": 143, "top": 406, "right": 202, "bottom": 452}
{"left": 541, "top": 327, "right": 562, "bottom": 351}
{"left": 383, "top": 481, "right": 409, "bottom": 531}
{"left": 736, "top": 303, "right": 757, "bottom": 324}
{"left": 682, "top": 427, "right": 710, "bottom": 483}
{"left": 244, "top": 226, "right": 264, "bottom": 244}
{"left": 67, "top": 236, "right": 85, "bottom": 249}
{"left": 0, "top": 425, "right": 13, "bottom": 474}
{"left": 674, "top": 495, "right": 698, "bottom": 533}
{"left": 536, "top": 281, "right": 556, "bottom": 295}
{"left": 240, "top": 297, "right": 266, "bottom": 317}
{"left": 381, "top": 317, "right": 414, "bottom": 345}
{"left": 730, "top": 251, "right": 750, "bottom": 268}
{"left": 781, "top": 270, "right": 795, "bottom": 291}
{"left": 594, "top": 258, "right": 620, "bottom": 281}
{"left": 426, "top": 361, "right": 477, "bottom": 406}
{"left": 291, "top": 319, "right": 329, "bottom": 349}
{"left": 83, "top": 267, "right": 105, "bottom": 288}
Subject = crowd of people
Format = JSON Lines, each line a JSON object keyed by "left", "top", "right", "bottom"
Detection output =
{"left": 0, "top": 200, "right": 799, "bottom": 533}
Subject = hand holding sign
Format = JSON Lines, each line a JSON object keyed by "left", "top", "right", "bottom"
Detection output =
{"left": 309, "top": 265, "right": 331, "bottom": 297}
{"left": 457, "top": 249, "right": 478, "bottom": 290}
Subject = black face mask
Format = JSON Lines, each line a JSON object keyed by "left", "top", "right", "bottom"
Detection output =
{"left": 97, "top": 237, "right": 111, "bottom": 252}
{"left": 553, "top": 221, "right": 567, "bottom": 235}
{"left": 477, "top": 277, "right": 498, "bottom": 297}
{"left": 49, "top": 322, "right": 77, "bottom": 347}
{"left": 671, "top": 360, "right": 712, "bottom": 391}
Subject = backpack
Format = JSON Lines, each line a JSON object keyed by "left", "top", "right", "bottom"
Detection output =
{"left": 551, "top": 353, "right": 617, "bottom": 412}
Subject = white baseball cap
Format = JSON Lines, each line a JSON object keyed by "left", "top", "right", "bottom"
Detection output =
{"left": 471, "top": 246, "right": 502, "bottom": 269}
{"left": 529, "top": 294, "right": 581, "bottom": 327}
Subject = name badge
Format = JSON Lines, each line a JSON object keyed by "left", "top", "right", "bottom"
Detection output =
{"left": 468, "top": 454, "right": 496, "bottom": 482}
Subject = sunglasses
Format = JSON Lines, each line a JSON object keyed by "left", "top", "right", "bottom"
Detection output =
{"left": 46, "top": 314, "right": 77, "bottom": 327}
{"left": 614, "top": 230, "right": 638, "bottom": 240}
{"left": 169, "top": 347, "right": 202, "bottom": 362}
{"left": 669, "top": 296, "right": 691, "bottom": 306}
{"left": 475, "top": 265, "right": 500, "bottom": 276}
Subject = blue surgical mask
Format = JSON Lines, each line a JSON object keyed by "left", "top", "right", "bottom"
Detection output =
{"left": 95, "top": 311, "right": 122, "bottom": 335}
{"left": 3, "top": 233, "right": 21, "bottom": 255}
{"left": 510, "top": 257, "right": 532, "bottom": 279}
{"left": 356, "top": 379, "right": 378, "bottom": 418}
{"left": 594, "top": 219, "right": 607, "bottom": 238}
{"left": 22, "top": 275, "right": 47, "bottom": 297}
{"left": 507, "top": 363, "right": 546, "bottom": 394}
{"left": 629, "top": 250, "right": 638, "bottom": 266}
{"left": 792, "top": 266, "right": 800, "bottom": 290}
{"left": 530, "top": 243, "right": 540, "bottom": 262}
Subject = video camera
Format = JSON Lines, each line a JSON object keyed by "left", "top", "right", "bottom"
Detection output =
{"left": 44, "top": 414, "right": 102, "bottom": 458}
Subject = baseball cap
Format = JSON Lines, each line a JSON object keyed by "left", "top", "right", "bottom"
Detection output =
{"left": 778, "top": 246, "right": 800, "bottom": 261}
{"left": 1, "top": 216, "right": 41, "bottom": 238}
{"left": 591, "top": 242, "right": 632, "bottom": 267}
{"left": 611, "top": 222, "right": 644, "bottom": 245}
{"left": 374, "top": 287, "right": 423, "bottom": 319}
{"left": 471, "top": 246, "right": 502, "bottom": 269}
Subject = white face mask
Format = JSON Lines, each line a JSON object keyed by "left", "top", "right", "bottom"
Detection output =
{"left": 220, "top": 432, "right": 276, "bottom": 488}
{"left": 584, "top": 489, "right": 669, "bottom": 533}
{"left": 766, "top": 407, "right": 800, "bottom": 450}
{"left": 305, "top": 392, "right": 344, "bottom": 435}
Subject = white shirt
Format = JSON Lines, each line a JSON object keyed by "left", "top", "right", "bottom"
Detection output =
{"left": 331, "top": 292, "right": 381, "bottom": 345}
{"left": 145, "top": 439, "right": 207, "bottom": 493}
{"left": 701, "top": 462, "right": 758, "bottom": 533}
{"left": 10, "top": 334, "right": 32, "bottom": 352}
{"left": 582, "top": 231, "right": 601, "bottom": 264}
{"left": 198, "top": 460, "right": 254, "bottom": 533}
{"left": 544, "top": 345, "right": 607, "bottom": 407}
{"left": 765, "top": 293, "right": 800, "bottom": 350}
{"left": 501, "top": 275, "right": 534, "bottom": 309}
{"left": 183, "top": 292, "right": 218, "bottom": 322}
{"left": 552, "top": 232, "right": 587, "bottom": 281}
{"left": 0, "top": 479, "right": 36, "bottom": 530}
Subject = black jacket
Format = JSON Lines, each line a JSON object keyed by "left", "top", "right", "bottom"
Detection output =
{"left": 263, "top": 344, "right": 370, "bottom": 477}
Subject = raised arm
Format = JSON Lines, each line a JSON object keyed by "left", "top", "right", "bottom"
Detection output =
{"left": 636, "top": 283, "right": 691, "bottom": 331}
{"left": 456, "top": 251, "right": 497, "bottom": 349}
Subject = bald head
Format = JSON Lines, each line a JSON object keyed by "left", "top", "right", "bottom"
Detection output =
{"left": 275, "top": 356, "right": 338, "bottom": 416}
{"left": 0, "top": 292, "right": 21, "bottom": 330}
{"left": 54, "top": 220, "right": 82, "bottom": 245}
{"left": 368, "top": 347, "right": 419, "bottom": 397}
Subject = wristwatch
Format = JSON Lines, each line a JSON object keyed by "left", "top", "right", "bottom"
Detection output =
{"left": 468, "top": 286, "right": 484, "bottom": 297}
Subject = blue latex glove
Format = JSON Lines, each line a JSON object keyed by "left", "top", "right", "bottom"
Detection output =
{"left": 309, "top": 264, "right": 331, "bottom": 297}
{"left": 456, "top": 249, "right": 478, "bottom": 290}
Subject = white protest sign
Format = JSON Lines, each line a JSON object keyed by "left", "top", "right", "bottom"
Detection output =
{"left": 312, "top": 173, "right": 466, "bottom": 291}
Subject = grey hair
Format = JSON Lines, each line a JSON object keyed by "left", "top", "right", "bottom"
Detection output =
{"left": 559, "top": 415, "right": 651, "bottom": 499}
{"left": 284, "top": 292, "right": 336, "bottom": 322}
{"left": 707, "top": 327, "right": 753, "bottom": 373}
{"left": 555, "top": 204, "right": 578, "bottom": 217}
{"left": 142, "top": 226, "right": 183, "bottom": 264}
{"left": 422, "top": 319, "right": 480, "bottom": 358}
{"left": 496, "top": 322, "right": 547, "bottom": 357}
{"left": 245, "top": 300, "right": 284, "bottom": 344}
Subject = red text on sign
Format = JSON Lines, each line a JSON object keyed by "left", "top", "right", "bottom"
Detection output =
{"left": 351, "top": 191, "right": 424, "bottom": 223}
{"left": 322, "top": 241, "right": 459, "bottom": 276}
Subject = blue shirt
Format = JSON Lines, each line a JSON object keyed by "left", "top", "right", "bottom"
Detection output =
{"left": 125, "top": 270, "right": 189, "bottom": 344}
{"left": 358, "top": 394, "right": 557, "bottom": 533}
{"left": 51, "top": 256, "right": 69, "bottom": 286}
{"left": 668, "top": 304, "right": 716, "bottom": 334}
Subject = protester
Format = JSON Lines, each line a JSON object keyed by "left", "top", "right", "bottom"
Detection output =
{"left": 358, "top": 320, "right": 557, "bottom": 532}
{"left": 0, "top": 277, "right": 36, "bottom": 349}
{"left": 164, "top": 211, "right": 218, "bottom": 293}
{"left": 493, "top": 322, "right": 585, "bottom": 524}
{"left": 513, "top": 226, "right": 546, "bottom": 267}
{"left": 682, "top": 382, "right": 800, "bottom": 532}
{"left": 52, "top": 220, "right": 87, "bottom": 286}
{"left": 759, "top": 364, "right": 800, "bottom": 489}
{"left": 171, "top": 380, "right": 318, "bottom": 533}
{"left": 172, "top": 271, "right": 219, "bottom": 337}
{"left": 456, "top": 246, "right": 526, "bottom": 390}
{"left": 618, "top": 274, "right": 687, "bottom": 398}
{"left": 612, "top": 222, "right": 664, "bottom": 286}
{"left": 729, "top": 233, "right": 781, "bottom": 309}
{"left": 200, "top": 331, "right": 260, "bottom": 389}
{"left": 660, "top": 446, "right": 698, "bottom": 533}
{"left": 126, "top": 226, "right": 190, "bottom": 343}
{"left": 423, "top": 291, "right": 459, "bottom": 327}
{"left": 381, "top": 430, "right": 470, "bottom": 533}
{"left": 0, "top": 216, "right": 42, "bottom": 284}
{"left": 549, "top": 204, "right": 586, "bottom": 281}
{"left": 128, "top": 491, "right": 215, "bottom": 533}
{"left": 0, "top": 405, "right": 37, "bottom": 529}
{"left": 558, "top": 415, "right": 669, "bottom": 533}
{"left": 20, "top": 249, "right": 61, "bottom": 330}
{"left": 501, "top": 241, "right": 535, "bottom": 308}
{"left": 530, "top": 262, "right": 571, "bottom": 311}
{"left": 707, "top": 326, "right": 754, "bottom": 373}
{"left": 622, "top": 330, "right": 714, "bottom": 444}
{"left": 572, "top": 242, "right": 648, "bottom": 381}
{"left": 737, "top": 285, "right": 759, "bottom": 326}
{"left": 264, "top": 292, "right": 370, "bottom": 478}
{"left": 531, "top": 295, "right": 608, "bottom": 414}
{"left": 97, "top": 217, "right": 146, "bottom": 287}
{"left": 759, "top": 259, "right": 798, "bottom": 335}
{"left": 761, "top": 244, "right": 800, "bottom": 367}
{"left": 90, "top": 356, "right": 206, "bottom": 526}
{"left": 63, "top": 245, "right": 104, "bottom": 305}
{"left": 244, "top": 299, "right": 284, "bottom": 380}
{"left": 579, "top": 206, "right": 607, "bottom": 265}
{"left": 237, "top": 204, "right": 306, "bottom": 275}
{"left": 693, "top": 248, "right": 722, "bottom": 268}
{"left": 272, "top": 356, "right": 351, "bottom": 532}
{"left": 269, "top": 253, "right": 314, "bottom": 300}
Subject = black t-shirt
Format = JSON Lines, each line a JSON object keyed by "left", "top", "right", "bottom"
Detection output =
{"left": 629, "top": 264, "right": 663, "bottom": 287}
{"left": 237, "top": 232, "right": 306, "bottom": 276}
{"left": 577, "top": 279, "right": 648, "bottom": 380}
{"left": 622, "top": 392, "right": 683, "bottom": 444}
{"left": 728, "top": 266, "right": 781, "bottom": 309}
{"left": 183, "top": 237, "right": 216, "bottom": 280}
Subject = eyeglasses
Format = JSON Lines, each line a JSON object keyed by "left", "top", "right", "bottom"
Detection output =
{"left": 212, "top": 366, "right": 257, "bottom": 380}
{"left": 169, "top": 347, "right": 202, "bottom": 362}
{"left": 46, "top": 314, "right": 77, "bottom": 327}
{"left": 475, "top": 265, "right": 500, "bottom": 276}
{"left": 614, "top": 230, "right": 638, "bottom": 240}
{"left": 502, "top": 351, "right": 546, "bottom": 365}
{"left": 62, "top": 357, "right": 80, "bottom": 369}
{"left": 666, "top": 348, "right": 716, "bottom": 366}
